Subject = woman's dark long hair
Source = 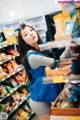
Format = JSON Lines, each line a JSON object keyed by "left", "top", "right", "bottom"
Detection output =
{"left": 18, "top": 23, "right": 53, "bottom": 80}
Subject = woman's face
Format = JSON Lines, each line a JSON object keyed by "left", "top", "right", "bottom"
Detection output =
{"left": 21, "top": 26, "right": 38, "bottom": 46}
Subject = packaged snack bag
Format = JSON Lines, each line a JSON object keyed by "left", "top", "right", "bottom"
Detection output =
{"left": 18, "top": 109, "right": 28, "bottom": 118}
{"left": 3, "top": 28, "right": 17, "bottom": 44}
{"left": 0, "top": 85, "right": 8, "bottom": 98}
{"left": 3, "top": 28, "right": 14, "bottom": 39}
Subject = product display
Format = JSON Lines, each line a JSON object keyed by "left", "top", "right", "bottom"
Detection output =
{"left": 0, "top": 30, "right": 33, "bottom": 120}
{"left": 0, "top": 1, "right": 80, "bottom": 120}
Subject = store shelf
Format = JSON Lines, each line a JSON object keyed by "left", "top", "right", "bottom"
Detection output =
{"left": 0, "top": 58, "right": 12, "bottom": 65}
{"left": 0, "top": 65, "right": 24, "bottom": 82}
{"left": 0, "top": 25, "right": 31, "bottom": 120}
{"left": 0, "top": 42, "right": 17, "bottom": 49}
{"left": 0, "top": 54, "right": 20, "bottom": 65}
{"left": 8, "top": 94, "right": 30, "bottom": 118}
{"left": 0, "top": 84, "right": 24, "bottom": 102}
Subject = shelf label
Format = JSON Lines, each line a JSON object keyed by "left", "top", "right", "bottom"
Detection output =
{"left": 12, "top": 56, "right": 15, "bottom": 59}
{"left": 8, "top": 75, "right": 11, "bottom": 78}
{"left": 0, "top": 112, "right": 8, "bottom": 119}
{"left": 2, "top": 78, "right": 5, "bottom": 81}
{"left": 10, "top": 90, "right": 13, "bottom": 94}
{"left": 4, "top": 44, "right": 7, "bottom": 47}
{"left": 7, "top": 93, "right": 10, "bottom": 96}
{"left": 0, "top": 61, "right": 2, "bottom": 65}
{"left": 14, "top": 88, "right": 17, "bottom": 91}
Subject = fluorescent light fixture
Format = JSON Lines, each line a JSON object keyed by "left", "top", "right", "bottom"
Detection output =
{"left": 9, "top": 11, "right": 16, "bottom": 17}
{"left": 0, "top": 2, "right": 2, "bottom": 5}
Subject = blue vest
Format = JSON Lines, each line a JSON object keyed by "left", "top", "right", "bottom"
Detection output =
{"left": 26, "top": 51, "right": 60, "bottom": 102}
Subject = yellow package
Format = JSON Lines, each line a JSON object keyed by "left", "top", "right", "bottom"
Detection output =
{"left": 63, "top": 12, "right": 71, "bottom": 28}
{"left": 54, "top": 33, "right": 63, "bottom": 41}
{"left": 53, "top": 13, "right": 79, "bottom": 41}
{"left": 53, "top": 13, "right": 64, "bottom": 33}
{"left": 7, "top": 35, "right": 17, "bottom": 44}
{"left": 18, "top": 109, "right": 28, "bottom": 118}
{"left": 19, "top": 93, "right": 24, "bottom": 98}
{"left": 55, "top": 33, "right": 72, "bottom": 41}
{"left": 53, "top": 12, "right": 70, "bottom": 34}
{"left": 75, "top": 4, "right": 80, "bottom": 9}
{"left": 3, "top": 28, "right": 15, "bottom": 39}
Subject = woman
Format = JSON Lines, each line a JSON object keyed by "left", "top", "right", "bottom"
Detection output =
{"left": 18, "top": 23, "right": 60, "bottom": 120}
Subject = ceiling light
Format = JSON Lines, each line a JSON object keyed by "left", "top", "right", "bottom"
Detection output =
{"left": 9, "top": 11, "right": 16, "bottom": 17}
{"left": 0, "top": 2, "right": 2, "bottom": 5}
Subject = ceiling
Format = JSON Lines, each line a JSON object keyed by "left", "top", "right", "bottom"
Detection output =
{"left": 0, "top": 0, "right": 61, "bottom": 24}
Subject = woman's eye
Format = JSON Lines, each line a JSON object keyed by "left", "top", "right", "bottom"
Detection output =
{"left": 30, "top": 29, "right": 33, "bottom": 31}
{"left": 25, "top": 34, "right": 27, "bottom": 36}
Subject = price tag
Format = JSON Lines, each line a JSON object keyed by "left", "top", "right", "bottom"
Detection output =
{"left": 53, "top": 76, "right": 64, "bottom": 83}
{"left": 7, "top": 93, "right": 10, "bottom": 96}
{"left": 10, "top": 90, "right": 13, "bottom": 94}
{"left": 22, "top": 82, "right": 25, "bottom": 85}
{"left": 12, "top": 56, "right": 15, "bottom": 59}
{"left": 2, "top": 78, "right": 4, "bottom": 81}
{"left": 10, "top": 43, "right": 13, "bottom": 45}
{"left": 8, "top": 56, "right": 12, "bottom": 60}
{"left": 0, "top": 62, "right": 2, "bottom": 65}
{"left": 27, "top": 116, "right": 29, "bottom": 119}
{"left": 0, "top": 112, "right": 8, "bottom": 119}
{"left": 8, "top": 75, "right": 10, "bottom": 78}
{"left": 17, "top": 54, "right": 20, "bottom": 56}
{"left": 14, "top": 88, "right": 17, "bottom": 91}
{"left": 68, "top": 116, "right": 80, "bottom": 120}
{"left": 4, "top": 44, "right": 7, "bottom": 47}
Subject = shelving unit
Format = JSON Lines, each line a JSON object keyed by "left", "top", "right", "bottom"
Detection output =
{"left": 0, "top": 30, "right": 34, "bottom": 120}
{"left": 8, "top": 94, "right": 30, "bottom": 118}
{"left": 0, "top": 65, "right": 24, "bottom": 82}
